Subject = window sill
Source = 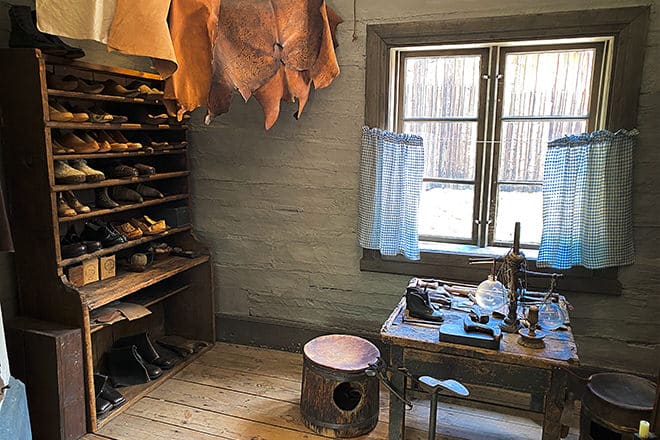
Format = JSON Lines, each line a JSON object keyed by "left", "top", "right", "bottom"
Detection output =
{"left": 360, "top": 247, "right": 621, "bottom": 295}
{"left": 420, "top": 241, "right": 539, "bottom": 260}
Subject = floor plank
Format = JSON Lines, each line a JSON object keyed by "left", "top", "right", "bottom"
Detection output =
{"left": 84, "top": 342, "right": 581, "bottom": 440}
{"left": 97, "top": 413, "right": 224, "bottom": 439}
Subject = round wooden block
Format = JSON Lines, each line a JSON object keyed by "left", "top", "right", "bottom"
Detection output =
{"left": 301, "top": 335, "right": 381, "bottom": 438}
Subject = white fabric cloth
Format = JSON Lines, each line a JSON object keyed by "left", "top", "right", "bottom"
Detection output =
{"left": 36, "top": 0, "right": 116, "bottom": 44}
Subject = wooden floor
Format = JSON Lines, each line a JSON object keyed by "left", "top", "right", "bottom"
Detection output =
{"left": 85, "top": 342, "right": 580, "bottom": 440}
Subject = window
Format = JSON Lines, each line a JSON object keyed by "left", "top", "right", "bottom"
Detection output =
{"left": 362, "top": 8, "right": 649, "bottom": 294}
{"left": 391, "top": 39, "right": 611, "bottom": 248}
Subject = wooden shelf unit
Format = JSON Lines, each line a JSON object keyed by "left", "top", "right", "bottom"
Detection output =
{"left": 0, "top": 49, "right": 215, "bottom": 434}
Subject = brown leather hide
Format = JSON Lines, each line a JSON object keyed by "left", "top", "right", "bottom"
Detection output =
{"left": 206, "top": 0, "right": 342, "bottom": 129}
{"left": 163, "top": 0, "right": 221, "bottom": 117}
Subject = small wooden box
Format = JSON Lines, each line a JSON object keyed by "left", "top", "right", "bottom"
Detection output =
{"left": 83, "top": 258, "right": 99, "bottom": 285}
{"left": 67, "top": 265, "right": 84, "bottom": 288}
{"left": 99, "top": 255, "right": 116, "bottom": 280}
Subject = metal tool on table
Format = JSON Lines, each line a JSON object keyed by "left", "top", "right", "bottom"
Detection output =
{"left": 518, "top": 305, "right": 546, "bottom": 348}
{"left": 438, "top": 309, "right": 502, "bottom": 350}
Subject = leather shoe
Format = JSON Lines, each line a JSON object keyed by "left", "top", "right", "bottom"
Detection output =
{"left": 111, "top": 186, "right": 143, "bottom": 203}
{"left": 109, "top": 164, "right": 139, "bottom": 179}
{"left": 95, "top": 396, "right": 112, "bottom": 416}
{"left": 114, "top": 332, "right": 178, "bottom": 370}
{"left": 95, "top": 187, "right": 119, "bottom": 209}
{"left": 60, "top": 242, "right": 87, "bottom": 259}
{"left": 62, "top": 226, "right": 102, "bottom": 253}
{"left": 406, "top": 287, "right": 444, "bottom": 322}
{"left": 107, "top": 345, "right": 153, "bottom": 387}
{"left": 136, "top": 184, "right": 164, "bottom": 199}
{"left": 94, "top": 374, "right": 125, "bottom": 407}
{"left": 82, "top": 220, "right": 127, "bottom": 247}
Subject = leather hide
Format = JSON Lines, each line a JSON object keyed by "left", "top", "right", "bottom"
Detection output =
{"left": 206, "top": 0, "right": 342, "bottom": 129}
{"left": 163, "top": 0, "right": 221, "bottom": 118}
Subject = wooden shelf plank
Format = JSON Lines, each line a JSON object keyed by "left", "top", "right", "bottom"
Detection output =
{"left": 47, "top": 121, "right": 187, "bottom": 130}
{"left": 45, "top": 54, "right": 162, "bottom": 81}
{"left": 59, "top": 225, "right": 192, "bottom": 267}
{"left": 58, "top": 194, "right": 189, "bottom": 224}
{"left": 89, "top": 283, "right": 192, "bottom": 334}
{"left": 48, "top": 89, "right": 164, "bottom": 105}
{"left": 52, "top": 171, "right": 190, "bottom": 191}
{"left": 79, "top": 255, "right": 210, "bottom": 310}
{"left": 95, "top": 344, "right": 213, "bottom": 428}
{"left": 53, "top": 148, "right": 186, "bottom": 161}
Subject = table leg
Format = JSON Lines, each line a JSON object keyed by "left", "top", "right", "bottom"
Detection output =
{"left": 542, "top": 367, "right": 568, "bottom": 440}
{"left": 388, "top": 345, "right": 406, "bottom": 440}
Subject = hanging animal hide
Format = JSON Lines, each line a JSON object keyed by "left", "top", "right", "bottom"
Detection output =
{"left": 206, "top": 0, "right": 342, "bottom": 129}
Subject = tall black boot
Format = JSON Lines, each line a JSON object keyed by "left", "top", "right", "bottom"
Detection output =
{"left": 31, "top": 10, "right": 85, "bottom": 59}
{"left": 9, "top": 5, "right": 66, "bottom": 55}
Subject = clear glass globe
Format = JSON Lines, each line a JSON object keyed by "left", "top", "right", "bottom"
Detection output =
{"left": 474, "top": 275, "right": 507, "bottom": 312}
{"left": 538, "top": 302, "right": 565, "bottom": 330}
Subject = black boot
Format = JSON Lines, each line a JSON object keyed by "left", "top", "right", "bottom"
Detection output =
{"left": 107, "top": 345, "right": 160, "bottom": 387}
{"left": 9, "top": 6, "right": 66, "bottom": 55}
{"left": 94, "top": 373, "right": 125, "bottom": 415}
{"left": 406, "top": 287, "right": 444, "bottom": 322}
{"left": 114, "top": 332, "right": 179, "bottom": 370}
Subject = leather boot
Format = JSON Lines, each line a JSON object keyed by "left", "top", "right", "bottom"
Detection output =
{"left": 107, "top": 345, "right": 160, "bottom": 387}
{"left": 406, "top": 287, "right": 444, "bottom": 322}
{"left": 94, "top": 374, "right": 125, "bottom": 409}
{"left": 9, "top": 6, "right": 66, "bottom": 56}
{"left": 95, "top": 187, "right": 119, "bottom": 209}
{"left": 114, "top": 332, "right": 178, "bottom": 370}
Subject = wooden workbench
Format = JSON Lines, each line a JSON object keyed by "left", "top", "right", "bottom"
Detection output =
{"left": 381, "top": 296, "right": 579, "bottom": 440}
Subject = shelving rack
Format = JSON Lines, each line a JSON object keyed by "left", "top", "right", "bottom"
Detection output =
{"left": 0, "top": 49, "right": 215, "bottom": 432}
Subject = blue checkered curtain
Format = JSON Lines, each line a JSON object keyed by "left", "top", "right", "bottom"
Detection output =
{"left": 538, "top": 129, "right": 638, "bottom": 270}
{"left": 358, "top": 127, "right": 424, "bottom": 260}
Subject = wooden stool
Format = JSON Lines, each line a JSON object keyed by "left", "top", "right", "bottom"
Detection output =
{"left": 580, "top": 373, "right": 656, "bottom": 440}
{"left": 300, "top": 334, "right": 380, "bottom": 438}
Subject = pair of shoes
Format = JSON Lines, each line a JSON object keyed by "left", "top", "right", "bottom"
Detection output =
{"left": 108, "top": 163, "right": 155, "bottom": 179}
{"left": 112, "top": 221, "right": 143, "bottom": 240}
{"left": 107, "top": 345, "right": 161, "bottom": 387}
{"left": 97, "top": 131, "right": 141, "bottom": 151}
{"left": 130, "top": 216, "right": 168, "bottom": 235}
{"left": 114, "top": 332, "right": 179, "bottom": 370}
{"left": 55, "top": 160, "right": 105, "bottom": 184}
{"left": 57, "top": 133, "right": 99, "bottom": 153}
{"left": 60, "top": 226, "right": 102, "bottom": 258}
{"left": 57, "top": 191, "right": 90, "bottom": 217}
{"left": 94, "top": 374, "right": 125, "bottom": 416}
{"left": 47, "top": 74, "right": 104, "bottom": 94}
{"left": 157, "top": 335, "right": 209, "bottom": 358}
{"left": 69, "top": 105, "right": 113, "bottom": 124}
{"left": 9, "top": 6, "right": 84, "bottom": 58}
{"left": 82, "top": 220, "right": 128, "bottom": 247}
{"left": 54, "top": 160, "right": 87, "bottom": 184}
{"left": 49, "top": 101, "right": 88, "bottom": 123}
{"left": 112, "top": 186, "right": 143, "bottom": 203}
{"left": 102, "top": 79, "right": 141, "bottom": 98}
{"left": 127, "top": 81, "right": 164, "bottom": 99}
{"left": 136, "top": 184, "right": 164, "bottom": 199}
{"left": 406, "top": 287, "right": 444, "bottom": 322}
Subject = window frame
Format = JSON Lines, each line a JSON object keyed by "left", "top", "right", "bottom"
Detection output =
{"left": 393, "top": 41, "right": 609, "bottom": 248}
{"left": 396, "top": 47, "right": 490, "bottom": 245}
{"left": 362, "top": 7, "right": 650, "bottom": 295}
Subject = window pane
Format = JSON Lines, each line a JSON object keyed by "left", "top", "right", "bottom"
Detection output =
{"left": 498, "top": 119, "right": 587, "bottom": 182}
{"left": 403, "top": 55, "right": 481, "bottom": 118}
{"left": 419, "top": 182, "right": 474, "bottom": 240}
{"left": 404, "top": 121, "right": 477, "bottom": 180}
{"left": 493, "top": 184, "right": 542, "bottom": 245}
{"left": 502, "top": 49, "right": 596, "bottom": 117}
